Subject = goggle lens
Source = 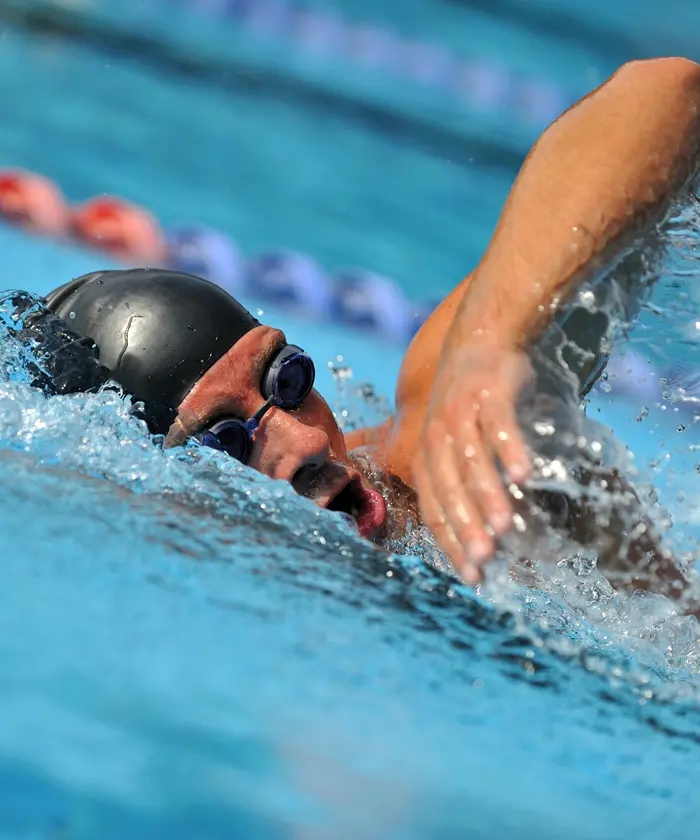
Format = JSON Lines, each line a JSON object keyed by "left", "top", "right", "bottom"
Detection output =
{"left": 206, "top": 419, "right": 250, "bottom": 462}
{"left": 273, "top": 353, "right": 315, "bottom": 408}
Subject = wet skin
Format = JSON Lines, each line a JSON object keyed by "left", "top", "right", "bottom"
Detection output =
{"left": 163, "top": 324, "right": 387, "bottom": 539}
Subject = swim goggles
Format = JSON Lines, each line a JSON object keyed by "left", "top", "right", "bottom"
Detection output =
{"left": 195, "top": 344, "right": 315, "bottom": 464}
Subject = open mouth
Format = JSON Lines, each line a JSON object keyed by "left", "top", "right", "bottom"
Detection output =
{"left": 327, "top": 477, "right": 387, "bottom": 539}
{"left": 327, "top": 478, "right": 364, "bottom": 518}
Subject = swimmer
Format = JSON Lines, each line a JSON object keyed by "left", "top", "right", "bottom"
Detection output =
{"left": 17, "top": 57, "right": 700, "bottom": 602}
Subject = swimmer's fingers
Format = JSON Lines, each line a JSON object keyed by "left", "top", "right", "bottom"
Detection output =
{"left": 417, "top": 416, "right": 494, "bottom": 581}
{"left": 458, "top": 416, "right": 514, "bottom": 542}
{"left": 443, "top": 361, "right": 532, "bottom": 551}
{"left": 443, "top": 402, "right": 530, "bottom": 578}
{"left": 413, "top": 443, "right": 480, "bottom": 581}
{"left": 415, "top": 344, "right": 535, "bottom": 584}
{"left": 480, "top": 395, "right": 532, "bottom": 486}
{"left": 477, "top": 350, "right": 533, "bottom": 485}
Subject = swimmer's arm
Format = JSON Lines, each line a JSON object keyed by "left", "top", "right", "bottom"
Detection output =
{"left": 448, "top": 57, "right": 700, "bottom": 348}
{"left": 344, "top": 419, "right": 394, "bottom": 451}
{"left": 357, "top": 58, "right": 700, "bottom": 481}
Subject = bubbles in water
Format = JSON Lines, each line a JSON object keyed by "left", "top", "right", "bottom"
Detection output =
{"left": 326, "top": 356, "right": 392, "bottom": 433}
{"left": 328, "top": 359, "right": 352, "bottom": 382}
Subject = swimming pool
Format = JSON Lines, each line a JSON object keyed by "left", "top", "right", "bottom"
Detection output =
{"left": 2, "top": 6, "right": 700, "bottom": 840}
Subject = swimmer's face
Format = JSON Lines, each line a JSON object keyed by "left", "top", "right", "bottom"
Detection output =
{"left": 170, "top": 325, "right": 387, "bottom": 539}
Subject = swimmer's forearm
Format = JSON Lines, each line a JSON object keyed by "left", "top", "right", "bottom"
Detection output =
{"left": 452, "top": 57, "right": 700, "bottom": 348}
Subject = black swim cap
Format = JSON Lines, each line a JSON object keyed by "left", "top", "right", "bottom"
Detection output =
{"left": 46, "top": 268, "right": 259, "bottom": 428}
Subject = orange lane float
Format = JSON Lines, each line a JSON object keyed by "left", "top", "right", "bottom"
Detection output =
{"left": 0, "top": 170, "right": 71, "bottom": 237}
{"left": 71, "top": 195, "right": 167, "bottom": 264}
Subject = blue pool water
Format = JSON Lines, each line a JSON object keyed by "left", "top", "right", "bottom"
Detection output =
{"left": 1, "top": 5, "right": 700, "bottom": 840}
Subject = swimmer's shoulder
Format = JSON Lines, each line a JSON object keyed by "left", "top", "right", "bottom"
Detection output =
{"left": 344, "top": 418, "right": 394, "bottom": 452}
{"left": 346, "top": 276, "right": 474, "bottom": 487}
{"left": 345, "top": 417, "right": 418, "bottom": 490}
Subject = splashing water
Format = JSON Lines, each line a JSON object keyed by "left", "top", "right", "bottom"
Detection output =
{"left": 326, "top": 189, "right": 700, "bottom": 686}
{"left": 475, "top": 189, "right": 700, "bottom": 680}
{"left": 328, "top": 354, "right": 393, "bottom": 433}
{"left": 2, "top": 272, "right": 700, "bottom": 836}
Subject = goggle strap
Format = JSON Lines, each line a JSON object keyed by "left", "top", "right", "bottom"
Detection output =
{"left": 248, "top": 396, "right": 278, "bottom": 432}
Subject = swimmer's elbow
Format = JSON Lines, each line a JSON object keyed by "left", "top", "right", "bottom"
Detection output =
{"left": 615, "top": 57, "right": 700, "bottom": 99}
{"left": 611, "top": 58, "right": 700, "bottom": 183}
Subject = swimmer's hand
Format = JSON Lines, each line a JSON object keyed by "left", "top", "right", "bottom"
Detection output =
{"left": 413, "top": 338, "right": 534, "bottom": 583}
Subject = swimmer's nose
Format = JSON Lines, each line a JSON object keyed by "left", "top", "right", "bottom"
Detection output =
{"left": 289, "top": 435, "right": 329, "bottom": 488}
{"left": 249, "top": 407, "right": 330, "bottom": 483}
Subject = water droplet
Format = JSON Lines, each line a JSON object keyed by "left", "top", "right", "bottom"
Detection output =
{"left": 330, "top": 365, "right": 353, "bottom": 382}
{"left": 68, "top": 311, "right": 75, "bottom": 319}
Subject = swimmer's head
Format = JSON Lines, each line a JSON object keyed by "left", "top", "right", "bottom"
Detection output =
{"left": 46, "top": 268, "right": 386, "bottom": 538}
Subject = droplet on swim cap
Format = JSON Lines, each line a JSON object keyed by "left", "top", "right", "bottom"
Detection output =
{"left": 45, "top": 268, "right": 260, "bottom": 420}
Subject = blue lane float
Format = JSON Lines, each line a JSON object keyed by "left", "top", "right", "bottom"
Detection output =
{"left": 166, "top": 224, "right": 434, "bottom": 346}
{"left": 166, "top": 225, "right": 248, "bottom": 296}
{"left": 247, "top": 250, "right": 334, "bottom": 318}
{"left": 2, "top": 169, "right": 682, "bottom": 379}
{"left": 331, "top": 269, "right": 416, "bottom": 345}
